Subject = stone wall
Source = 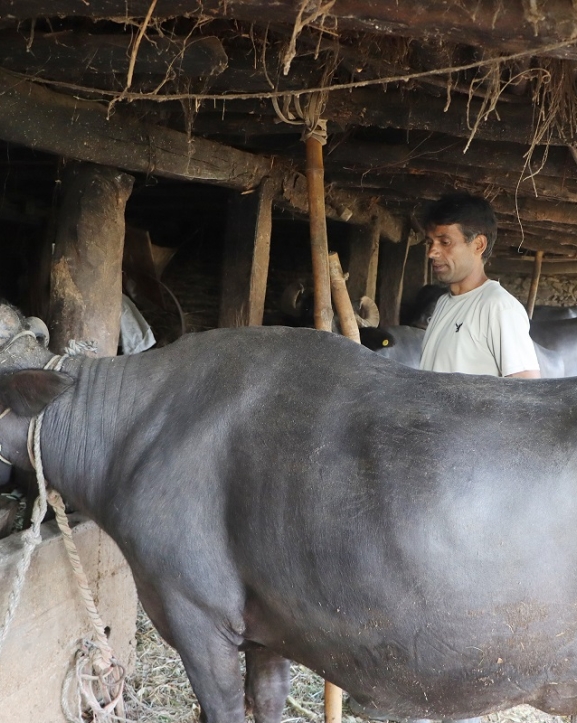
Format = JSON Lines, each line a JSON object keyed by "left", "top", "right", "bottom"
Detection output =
{"left": 491, "top": 273, "right": 577, "bottom": 307}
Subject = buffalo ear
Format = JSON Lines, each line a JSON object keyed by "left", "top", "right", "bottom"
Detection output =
{"left": 0, "top": 370, "right": 74, "bottom": 417}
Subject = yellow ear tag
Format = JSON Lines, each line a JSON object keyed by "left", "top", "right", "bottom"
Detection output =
{"left": 382, "top": 339, "right": 389, "bottom": 347}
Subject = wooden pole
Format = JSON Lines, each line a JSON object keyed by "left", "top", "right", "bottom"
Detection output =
{"left": 304, "top": 134, "right": 341, "bottom": 723}
{"left": 378, "top": 229, "right": 411, "bottom": 326}
{"left": 324, "top": 679, "right": 343, "bottom": 723}
{"left": 347, "top": 221, "right": 380, "bottom": 303}
{"left": 50, "top": 161, "right": 134, "bottom": 356}
{"left": 526, "top": 250, "right": 544, "bottom": 319}
{"left": 305, "top": 136, "right": 333, "bottom": 332}
{"left": 329, "top": 252, "right": 361, "bottom": 343}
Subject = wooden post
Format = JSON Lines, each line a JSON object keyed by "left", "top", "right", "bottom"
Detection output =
{"left": 402, "top": 241, "right": 429, "bottom": 309}
{"left": 304, "top": 134, "right": 341, "bottom": 723}
{"left": 347, "top": 221, "right": 380, "bottom": 302}
{"left": 378, "top": 229, "right": 411, "bottom": 326}
{"left": 526, "top": 250, "right": 544, "bottom": 319}
{"left": 50, "top": 161, "right": 134, "bottom": 356}
{"left": 219, "top": 177, "right": 276, "bottom": 328}
{"left": 305, "top": 136, "right": 333, "bottom": 332}
{"left": 324, "top": 679, "right": 343, "bottom": 723}
{"left": 329, "top": 252, "right": 360, "bottom": 343}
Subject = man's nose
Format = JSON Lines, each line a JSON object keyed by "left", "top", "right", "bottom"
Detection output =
{"left": 427, "top": 243, "right": 438, "bottom": 258}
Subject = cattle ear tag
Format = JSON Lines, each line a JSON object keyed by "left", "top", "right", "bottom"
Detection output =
{"left": 382, "top": 339, "right": 389, "bottom": 347}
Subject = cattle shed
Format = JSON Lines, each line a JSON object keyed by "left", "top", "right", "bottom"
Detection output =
{"left": 1, "top": 2, "right": 577, "bottom": 722}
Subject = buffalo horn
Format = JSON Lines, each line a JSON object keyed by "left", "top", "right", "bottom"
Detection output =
{"left": 26, "top": 316, "right": 50, "bottom": 347}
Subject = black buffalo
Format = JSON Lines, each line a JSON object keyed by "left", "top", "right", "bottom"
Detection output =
{"left": 1, "top": 303, "right": 577, "bottom": 722}
{"left": 530, "top": 318, "right": 577, "bottom": 376}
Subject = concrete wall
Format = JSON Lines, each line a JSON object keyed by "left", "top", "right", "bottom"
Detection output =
{"left": 0, "top": 514, "right": 137, "bottom": 722}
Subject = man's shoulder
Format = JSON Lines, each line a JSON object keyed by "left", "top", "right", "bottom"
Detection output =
{"left": 481, "top": 280, "right": 526, "bottom": 311}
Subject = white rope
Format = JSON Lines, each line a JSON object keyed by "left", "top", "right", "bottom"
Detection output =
{"left": 0, "top": 422, "right": 48, "bottom": 654}
{"left": 37, "top": 352, "right": 127, "bottom": 722}
{"left": 0, "top": 338, "right": 127, "bottom": 722}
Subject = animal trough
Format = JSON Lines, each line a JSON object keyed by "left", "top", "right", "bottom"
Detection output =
{"left": 0, "top": 514, "right": 137, "bottom": 722}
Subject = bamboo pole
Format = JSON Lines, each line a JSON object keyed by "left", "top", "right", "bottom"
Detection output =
{"left": 306, "top": 136, "right": 333, "bottom": 332}
{"left": 526, "top": 250, "right": 544, "bottom": 319}
{"left": 329, "top": 252, "right": 361, "bottom": 343}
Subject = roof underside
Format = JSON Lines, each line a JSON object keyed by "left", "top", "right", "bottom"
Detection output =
{"left": 1, "top": 0, "right": 577, "bottom": 268}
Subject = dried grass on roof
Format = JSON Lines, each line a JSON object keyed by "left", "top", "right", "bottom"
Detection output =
{"left": 124, "top": 604, "right": 572, "bottom": 723}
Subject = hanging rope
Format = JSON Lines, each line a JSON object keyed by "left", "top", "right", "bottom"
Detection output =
{"left": 33, "top": 351, "right": 127, "bottom": 723}
{"left": 272, "top": 90, "right": 328, "bottom": 144}
{"left": 0, "top": 340, "right": 127, "bottom": 723}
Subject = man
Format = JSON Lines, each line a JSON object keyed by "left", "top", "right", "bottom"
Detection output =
{"left": 419, "top": 192, "right": 540, "bottom": 378}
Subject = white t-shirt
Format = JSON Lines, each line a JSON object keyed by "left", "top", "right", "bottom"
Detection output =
{"left": 420, "top": 280, "right": 540, "bottom": 376}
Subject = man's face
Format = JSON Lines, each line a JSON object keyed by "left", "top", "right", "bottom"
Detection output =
{"left": 425, "top": 223, "right": 486, "bottom": 286}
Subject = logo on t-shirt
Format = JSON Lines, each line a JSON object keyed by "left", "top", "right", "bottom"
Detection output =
{"left": 455, "top": 322, "right": 463, "bottom": 332}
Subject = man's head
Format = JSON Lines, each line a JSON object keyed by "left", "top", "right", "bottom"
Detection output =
{"left": 422, "top": 192, "right": 497, "bottom": 294}
{"left": 422, "top": 192, "right": 497, "bottom": 260}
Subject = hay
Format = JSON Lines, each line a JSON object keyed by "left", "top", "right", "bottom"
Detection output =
{"left": 124, "top": 604, "right": 572, "bottom": 723}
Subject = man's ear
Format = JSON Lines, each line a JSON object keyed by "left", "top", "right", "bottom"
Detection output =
{"left": 474, "top": 233, "right": 488, "bottom": 257}
{"left": 0, "top": 370, "right": 74, "bottom": 417}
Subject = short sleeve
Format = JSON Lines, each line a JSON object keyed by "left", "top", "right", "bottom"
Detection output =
{"left": 488, "top": 301, "right": 540, "bottom": 376}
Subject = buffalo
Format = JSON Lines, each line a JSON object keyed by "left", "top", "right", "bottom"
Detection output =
{"left": 1, "top": 302, "right": 577, "bottom": 723}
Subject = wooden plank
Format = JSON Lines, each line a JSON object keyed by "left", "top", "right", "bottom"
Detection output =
{"left": 218, "top": 178, "right": 276, "bottom": 328}
{"left": 378, "top": 229, "right": 410, "bottom": 326}
{"left": 346, "top": 222, "right": 380, "bottom": 302}
{"left": 50, "top": 161, "right": 134, "bottom": 356}
{"left": 0, "top": 69, "right": 271, "bottom": 191}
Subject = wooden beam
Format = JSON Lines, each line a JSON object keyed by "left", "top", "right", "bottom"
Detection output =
{"left": 3, "top": 1, "right": 577, "bottom": 60}
{"left": 496, "top": 231, "right": 577, "bottom": 256}
{"left": 218, "top": 177, "right": 276, "bottom": 328}
{"left": 0, "top": 69, "right": 270, "bottom": 190}
{"left": 50, "top": 161, "right": 134, "bottom": 356}
{"left": 489, "top": 257, "right": 577, "bottom": 276}
{"left": 0, "top": 31, "right": 228, "bottom": 89}
{"left": 332, "top": 171, "right": 577, "bottom": 230}
{"left": 279, "top": 170, "right": 403, "bottom": 242}
{"left": 0, "top": 70, "right": 404, "bottom": 237}
{"left": 326, "top": 88, "right": 573, "bottom": 147}
{"left": 323, "top": 137, "right": 576, "bottom": 180}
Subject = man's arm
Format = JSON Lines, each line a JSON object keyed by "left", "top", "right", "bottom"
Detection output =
{"left": 506, "top": 369, "right": 541, "bottom": 379}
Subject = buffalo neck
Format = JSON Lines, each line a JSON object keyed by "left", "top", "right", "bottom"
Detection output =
{"left": 38, "top": 351, "right": 153, "bottom": 529}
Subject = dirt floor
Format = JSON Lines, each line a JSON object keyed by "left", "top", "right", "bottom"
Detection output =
{"left": 123, "top": 605, "right": 571, "bottom": 723}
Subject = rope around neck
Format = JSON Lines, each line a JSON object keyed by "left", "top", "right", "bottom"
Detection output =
{"left": 0, "top": 346, "right": 127, "bottom": 722}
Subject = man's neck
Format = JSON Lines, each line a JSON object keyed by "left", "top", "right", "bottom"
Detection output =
{"left": 449, "top": 269, "right": 489, "bottom": 296}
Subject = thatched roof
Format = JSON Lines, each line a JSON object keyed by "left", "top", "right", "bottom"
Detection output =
{"left": 1, "top": 1, "right": 577, "bottom": 271}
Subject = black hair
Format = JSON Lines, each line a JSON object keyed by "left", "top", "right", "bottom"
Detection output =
{"left": 422, "top": 192, "right": 497, "bottom": 260}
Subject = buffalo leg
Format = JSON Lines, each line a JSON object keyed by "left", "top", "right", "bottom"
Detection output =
{"left": 165, "top": 604, "right": 246, "bottom": 723}
{"left": 245, "top": 647, "right": 291, "bottom": 723}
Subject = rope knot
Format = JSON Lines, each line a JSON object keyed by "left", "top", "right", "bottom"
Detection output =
{"left": 64, "top": 339, "right": 98, "bottom": 357}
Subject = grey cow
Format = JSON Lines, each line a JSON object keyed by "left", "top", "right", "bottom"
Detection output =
{"left": 1, "top": 303, "right": 577, "bottom": 722}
